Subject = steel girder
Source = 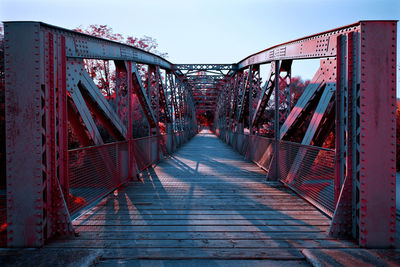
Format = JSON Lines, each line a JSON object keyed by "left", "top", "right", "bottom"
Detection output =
{"left": 213, "top": 21, "right": 397, "bottom": 248}
{"left": 5, "top": 22, "right": 197, "bottom": 247}
{"left": 173, "top": 64, "right": 235, "bottom": 119}
{"left": 185, "top": 74, "right": 226, "bottom": 81}
{"left": 4, "top": 20, "right": 396, "bottom": 248}
{"left": 174, "top": 64, "right": 237, "bottom": 71}
{"left": 237, "top": 22, "right": 364, "bottom": 69}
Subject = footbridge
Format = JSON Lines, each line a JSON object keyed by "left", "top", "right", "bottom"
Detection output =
{"left": 1, "top": 20, "right": 398, "bottom": 264}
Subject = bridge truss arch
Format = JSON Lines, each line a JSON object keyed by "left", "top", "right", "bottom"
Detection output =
{"left": 4, "top": 20, "right": 397, "bottom": 248}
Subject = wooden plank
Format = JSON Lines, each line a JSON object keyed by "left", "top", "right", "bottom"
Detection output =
{"left": 75, "top": 214, "right": 328, "bottom": 221}
{"left": 80, "top": 209, "right": 325, "bottom": 216}
{"left": 97, "top": 248, "right": 306, "bottom": 260}
{"left": 47, "top": 238, "right": 357, "bottom": 249}
{"left": 94, "top": 200, "right": 310, "bottom": 207}
{"left": 74, "top": 225, "right": 329, "bottom": 232}
{"left": 47, "top": 132, "right": 349, "bottom": 260}
{"left": 85, "top": 204, "right": 318, "bottom": 210}
{"left": 73, "top": 219, "right": 330, "bottom": 226}
{"left": 64, "top": 231, "right": 331, "bottom": 240}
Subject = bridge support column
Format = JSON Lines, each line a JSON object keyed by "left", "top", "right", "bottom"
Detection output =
{"left": 268, "top": 61, "right": 281, "bottom": 181}
{"left": 330, "top": 21, "right": 397, "bottom": 248}
{"left": 5, "top": 22, "right": 73, "bottom": 247}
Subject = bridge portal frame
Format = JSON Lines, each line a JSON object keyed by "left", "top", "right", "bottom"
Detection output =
{"left": 4, "top": 20, "right": 397, "bottom": 248}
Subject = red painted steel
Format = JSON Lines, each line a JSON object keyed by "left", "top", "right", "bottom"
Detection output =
{"left": 3, "top": 20, "right": 396, "bottom": 248}
{"left": 358, "top": 21, "right": 397, "bottom": 247}
{"left": 214, "top": 21, "right": 397, "bottom": 247}
{"left": 4, "top": 22, "right": 197, "bottom": 247}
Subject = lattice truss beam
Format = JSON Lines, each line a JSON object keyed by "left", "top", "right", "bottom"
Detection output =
{"left": 4, "top": 21, "right": 396, "bottom": 249}
{"left": 173, "top": 64, "right": 236, "bottom": 115}
{"left": 213, "top": 21, "right": 397, "bottom": 248}
{"left": 4, "top": 22, "right": 197, "bottom": 247}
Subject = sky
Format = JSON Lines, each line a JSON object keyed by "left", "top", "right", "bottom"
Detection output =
{"left": 1, "top": 0, "right": 399, "bottom": 92}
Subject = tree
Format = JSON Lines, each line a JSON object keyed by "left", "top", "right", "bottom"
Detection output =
{"left": 290, "top": 76, "right": 309, "bottom": 107}
{"left": 258, "top": 76, "right": 310, "bottom": 138}
{"left": 70, "top": 25, "right": 169, "bottom": 140}
{"left": 73, "top": 25, "right": 167, "bottom": 98}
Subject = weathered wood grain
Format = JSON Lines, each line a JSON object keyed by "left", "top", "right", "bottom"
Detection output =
{"left": 48, "top": 132, "right": 347, "bottom": 260}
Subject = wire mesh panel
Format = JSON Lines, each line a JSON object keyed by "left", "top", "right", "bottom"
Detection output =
{"left": 231, "top": 133, "right": 237, "bottom": 151}
{"left": 151, "top": 136, "right": 159, "bottom": 163}
{"left": 132, "top": 137, "right": 153, "bottom": 171}
{"left": 68, "top": 142, "right": 125, "bottom": 216}
{"left": 166, "top": 134, "right": 174, "bottom": 154}
{"left": 219, "top": 132, "right": 336, "bottom": 217}
{"left": 240, "top": 134, "right": 250, "bottom": 157}
{"left": 250, "top": 136, "right": 274, "bottom": 170}
{"left": 278, "top": 141, "right": 335, "bottom": 217}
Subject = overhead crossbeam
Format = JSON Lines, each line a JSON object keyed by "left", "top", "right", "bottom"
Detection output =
{"left": 174, "top": 64, "right": 237, "bottom": 71}
{"left": 185, "top": 74, "right": 226, "bottom": 81}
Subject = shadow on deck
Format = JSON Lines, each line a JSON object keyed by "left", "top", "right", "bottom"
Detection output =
{"left": 0, "top": 132, "right": 399, "bottom": 266}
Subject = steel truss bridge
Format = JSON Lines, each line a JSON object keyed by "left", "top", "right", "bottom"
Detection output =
{"left": 1, "top": 20, "right": 398, "bottom": 263}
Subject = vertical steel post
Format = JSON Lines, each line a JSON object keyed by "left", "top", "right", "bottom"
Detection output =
{"left": 5, "top": 22, "right": 74, "bottom": 247}
{"left": 335, "top": 34, "right": 347, "bottom": 204}
{"left": 5, "top": 22, "right": 47, "bottom": 247}
{"left": 274, "top": 60, "right": 280, "bottom": 180}
{"left": 248, "top": 65, "right": 253, "bottom": 135}
{"left": 58, "top": 36, "right": 69, "bottom": 207}
{"left": 349, "top": 31, "right": 360, "bottom": 240}
{"left": 357, "top": 21, "right": 396, "bottom": 248}
{"left": 127, "top": 62, "right": 134, "bottom": 179}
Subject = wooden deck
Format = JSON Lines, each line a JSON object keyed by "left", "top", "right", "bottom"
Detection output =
{"left": 48, "top": 131, "right": 357, "bottom": 262}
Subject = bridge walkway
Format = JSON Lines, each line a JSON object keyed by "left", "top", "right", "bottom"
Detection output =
{"left": 47, "top": 131, "right": 357, "bottom": 263}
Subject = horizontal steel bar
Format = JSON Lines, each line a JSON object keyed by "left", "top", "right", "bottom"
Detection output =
{"left": 174, "top": 64, "right": 238, "bottom": 71}
{"left": 237, "top": 20, "right": 396, "bottom": 69}
{"left": 4, "top": 21, "right": 174, "bottom": 69}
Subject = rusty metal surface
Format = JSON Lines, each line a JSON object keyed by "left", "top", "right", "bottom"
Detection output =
{"left": 357, "top": 21, "right": 397, "bottom": 247}
{"left": 4, "top": 21, "right": 197, "bottom": 246}
{"left": 4, "top": 20, "right": 397, "bottom": 248}
{"left": 214, "top": 21, "right": 397, "bottom": 247}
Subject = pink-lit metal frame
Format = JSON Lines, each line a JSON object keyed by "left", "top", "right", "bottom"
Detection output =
{"left": 4, "top": 20, "right": 396, "bottom": 248}
{"left": 214, "top": 21, "right": 397, "bottom": 248}
{"left": 4, "top": 22, "right": 197, "bottom": 247}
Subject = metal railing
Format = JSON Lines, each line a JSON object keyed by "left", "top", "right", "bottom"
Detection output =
{"left": 68, "top": 142, "right": 125, "bottom": 216}
{"left": 218, "top": 131, "right": 335, "bottom": 217}
{"left": 67, "top": 131, "right": 194, "bottom": 218}
{"left": 278, "top": 140, "right": 335, "bottom": 217}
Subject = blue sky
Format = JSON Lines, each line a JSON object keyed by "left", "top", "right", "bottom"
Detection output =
{"left": 1, "top": 0, "right": 399, "bottom": 90}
